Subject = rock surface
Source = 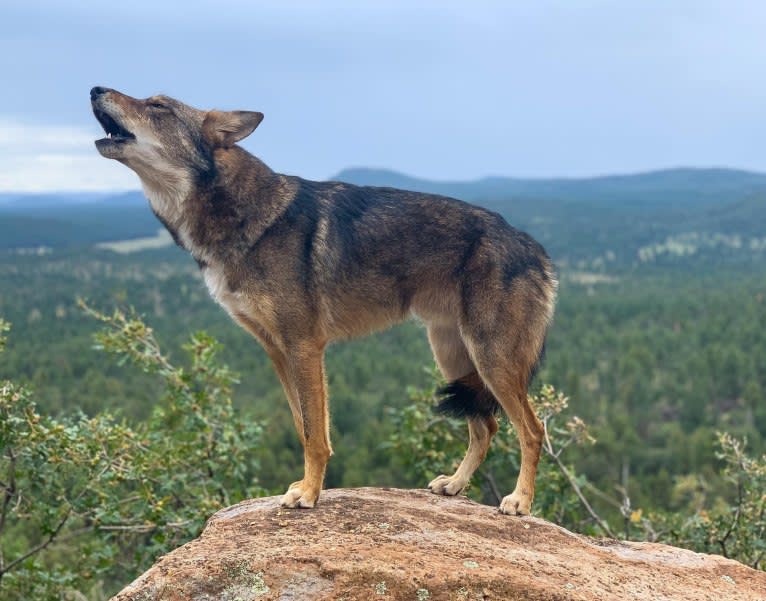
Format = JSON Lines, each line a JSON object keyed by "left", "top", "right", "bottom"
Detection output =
{"left": 112, "top": 487, "right": 766, "bottom": 600}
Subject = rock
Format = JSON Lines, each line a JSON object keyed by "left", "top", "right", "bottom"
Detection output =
{"left": 112, "top": 487, "right": 766, "bottom": 600}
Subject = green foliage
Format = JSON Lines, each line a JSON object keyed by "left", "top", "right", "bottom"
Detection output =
{"left": 641, "top": 433, "right": 766, "bottom": 569}
{"left": 0, "top": 309, "right": 265, "bottom": 599}
{"left": 0, "top": 320, "right": 8, "bottom": 352}
{"left": 0, "top": 198, "right": 160, "bottom": 250}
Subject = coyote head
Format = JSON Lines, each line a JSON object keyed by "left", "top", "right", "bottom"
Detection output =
{"left": 91, "top": 87, "right": 263, "bottom": 192}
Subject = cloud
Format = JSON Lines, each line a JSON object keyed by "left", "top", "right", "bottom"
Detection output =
{"left": 0, "top": 118, "right": 139, "bottom": 192}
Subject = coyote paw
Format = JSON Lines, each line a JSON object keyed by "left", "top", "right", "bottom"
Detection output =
{"left": 499, "top": 491, "right": 531, "bottom": 516}
{"left": 428, "top": 474, "right": 467, "bottom": 496}
{"left": 280, "top": 482, "right": 319, "bottom": 508}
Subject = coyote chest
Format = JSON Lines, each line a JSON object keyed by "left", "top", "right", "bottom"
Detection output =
{"left": 202, "top": 263, "right": 278, "bottom": 343}
{"left": 202, "top": 264, "right": 248, "bottom": 317}
{"left": 202, "top": 265, "right": 230, "bottom": 306}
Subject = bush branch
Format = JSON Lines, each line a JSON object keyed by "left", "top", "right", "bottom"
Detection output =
{"left": 542, "top": 417, "right": 615, "bottom": 539}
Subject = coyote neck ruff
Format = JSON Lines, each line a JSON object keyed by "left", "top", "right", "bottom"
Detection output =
{"left": 91, "top": 86, "right": 557, "bottom": 515}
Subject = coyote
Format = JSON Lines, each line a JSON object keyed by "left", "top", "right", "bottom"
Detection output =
{"left": 91, "top": 86, "right": 556, "bottom": 515}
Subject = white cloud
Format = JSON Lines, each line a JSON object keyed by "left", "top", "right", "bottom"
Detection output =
{"left": 0, "top": 118, "right": 139, "bottom": 192}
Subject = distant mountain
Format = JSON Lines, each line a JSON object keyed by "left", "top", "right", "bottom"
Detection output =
{"left": 1, "top": 169, "right": 764, "bottom": 268}
{"left": 332, "top": 167, "right": 766, "bottom": 209}
{"left": 0, "top": 191, "right": 155, "bottom": 249}
{"left": 4, "top": 167, "right": 764, "bottom": 210}
{"left": 0, "top": 191, "right": 144, "bottom": 210}
{"left": 333, "top": 167, "right": 766, "bottom": 268}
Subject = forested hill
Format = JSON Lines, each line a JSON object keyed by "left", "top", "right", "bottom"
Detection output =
{"left": 334, "top": 167, "right": 766, "bottom": 269}
{"left": 0, "top": 191, "right": 144, "bottom": 208}
{"left": 333, "top": 166, "right": 766, "bottom": 208}
{"left": 3, "top": 166, "right": 765, "bottom": 211}
{"left": 2, "top": 167, "right": 765, "bottom": 269}
{"left": 0, "top": 191, "right": 153, "bottom": 249}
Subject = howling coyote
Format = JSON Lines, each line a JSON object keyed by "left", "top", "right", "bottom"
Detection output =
{"left": 91, "top": 86, "right": 556, "bottom": 515}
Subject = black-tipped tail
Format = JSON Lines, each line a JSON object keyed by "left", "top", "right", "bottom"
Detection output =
{"left": 434, "top": 374, "right": 500, "bottom": 419}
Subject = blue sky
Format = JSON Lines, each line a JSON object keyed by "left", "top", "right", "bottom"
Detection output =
{"left": 0, "top": 1, "right": 764, "bottom": 191}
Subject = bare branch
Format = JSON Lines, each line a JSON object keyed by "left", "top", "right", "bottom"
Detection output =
{"left": 478, "top": 468, "right": 502, "bottom": 505}
{"left": 542, "top": 417, "right": 615, "bottom": 539}
{"left": 718, "top": 476, "right": 743, "bottom": 558}
{"left": 582, "top": 480, "right": 623, "bottom": 510}
{"left": 1, "top": 507, "right": 72, "bottom": 576}
{"left": 0, "top": 447, "right": 17, "bottom": 571}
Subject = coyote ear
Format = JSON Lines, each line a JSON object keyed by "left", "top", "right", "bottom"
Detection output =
{"left": 202, "top": 110, "right": 264, "bottom": 147}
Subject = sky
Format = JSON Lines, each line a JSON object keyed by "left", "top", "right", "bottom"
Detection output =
{"left": 0, "top": 0, "right": 764, "bottom": 192}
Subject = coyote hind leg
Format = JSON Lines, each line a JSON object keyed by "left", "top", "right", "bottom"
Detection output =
{"left": 426, "top": 325, "right": 498, "bottom": 496}
{"left": 459, "top": 256, "right": 553, "bottom": 515}
{"left": 463, "top": 335, "right": 545, "bottom": 516}
{"left": 494, "top": 372, "right": 542, "bottom": 515}
{"left": 428, "top": 413, "right": 498, "bottom": 495}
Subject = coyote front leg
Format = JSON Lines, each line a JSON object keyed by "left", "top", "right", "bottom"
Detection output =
{"left": 263, "top": 346, "right": 305, "bottom": 448}
{"left": 280, "top": 342, "right": 332, "bottom": 508}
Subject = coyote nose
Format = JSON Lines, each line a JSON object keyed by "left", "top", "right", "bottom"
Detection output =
{"left": 90, "top": 86, "right": 110, "bottom": 100}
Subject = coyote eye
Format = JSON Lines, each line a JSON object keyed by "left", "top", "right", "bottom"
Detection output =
{"left": 148, "top": 101, "right": 168, "bottom": 110}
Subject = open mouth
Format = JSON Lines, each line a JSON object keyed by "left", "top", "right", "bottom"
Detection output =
{"left": 93, "top": 106, "right": 135, "bottom": 144}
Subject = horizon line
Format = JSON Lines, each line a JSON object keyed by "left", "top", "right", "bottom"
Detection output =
{"left": 0, "top": 164, "right": 764, "bottom": 195}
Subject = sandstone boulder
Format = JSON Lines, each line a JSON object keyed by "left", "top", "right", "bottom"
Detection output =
{"left": 112, "top": 487, "right": 766, "bottom": 600}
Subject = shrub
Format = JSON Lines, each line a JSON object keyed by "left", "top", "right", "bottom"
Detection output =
{"left": 0, "top": 308, "right": 266, "bottom": 599}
